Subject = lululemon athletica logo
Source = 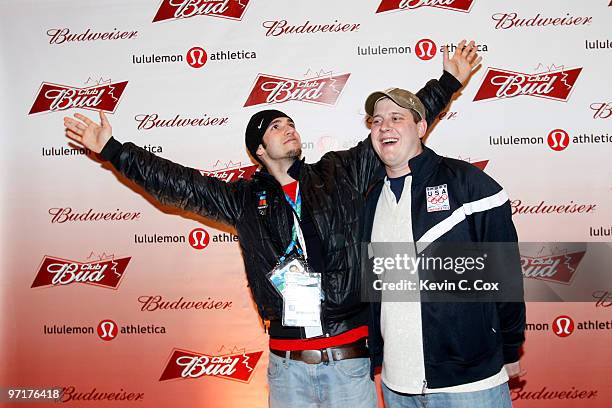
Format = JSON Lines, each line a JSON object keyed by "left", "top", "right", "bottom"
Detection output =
{"left": 97, "top": 319, "right": 118, "bottom": 341}
{"left": 547, "top": 129, "right": 570, "bottom": 151}
{"left": 552, "top": 315, "right": 575, "bottom": 337}
{"left": 189, "top": 228, "right": 210, "bottom": 250}
{"left": 415, "top": 39, "right": 437, "bottom": 60}
{"left": 186, "top": 47, "right": 207, "bottom": 68}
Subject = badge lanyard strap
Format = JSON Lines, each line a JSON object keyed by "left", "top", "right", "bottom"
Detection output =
{"left": 281, "top": 184, "right": 308, "bottom": 262}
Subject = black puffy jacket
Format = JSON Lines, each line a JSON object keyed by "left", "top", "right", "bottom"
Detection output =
{"left": 100, "top": 72, "right": 461, "bottom": 338}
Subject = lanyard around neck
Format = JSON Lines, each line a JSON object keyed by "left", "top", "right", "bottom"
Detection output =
{"left": 281, "top": 184, "right": 308, "bottom": 261}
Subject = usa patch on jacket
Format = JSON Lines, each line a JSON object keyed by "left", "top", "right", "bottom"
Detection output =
{"left": 426, "top": 184, "right": 450, "bottom": 212}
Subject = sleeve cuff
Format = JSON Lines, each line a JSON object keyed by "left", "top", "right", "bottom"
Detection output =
{"left": 503, "top": 345, "right": 521, "bottom": 364}
{"left": 99, "top": 137, "right": 122, "bottom": 161}
{"left": 440, "top": 70, "right": 463, "bottom": 95}
{"left": 369, "top": 353, "right": 383, "bottom": 380}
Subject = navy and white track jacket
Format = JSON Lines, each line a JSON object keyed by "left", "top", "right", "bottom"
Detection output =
{"left": 364, "top": 145, "right": 526, "bottom": 388}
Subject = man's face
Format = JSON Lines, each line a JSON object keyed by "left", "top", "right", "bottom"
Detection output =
{"left": 370, "top": 98, "right": 427, "bottom": 171}
{"left": 257, "top": 117, "right": 302, "bottom": 163}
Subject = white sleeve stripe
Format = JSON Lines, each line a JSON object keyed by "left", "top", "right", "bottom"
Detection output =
{"left": 417, "top": 189, "right": 509, "bottom": 246}
{"left": 463, "top": 189, "right": 509, "bottom": 215}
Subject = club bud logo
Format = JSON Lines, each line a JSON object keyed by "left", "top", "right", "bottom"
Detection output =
{"left": 547, "top": 129, "right": 570, "bottom": 151}
{"left": 189, "top": 228, "right": 210, "bottom": 250}
{"left": 521, "top": 247, "right": 586, "bottom": 284}
{"left": 29, "top": 79, "right": 128, "bottom": 115}
{"left": 199, "top": 160, "right": 258, "bottom": 182}
{"left": 153, "top": 0, "right": 251, "bottom": 23}
{"left": 470, "top": 160, "right": 489, "bottom": 171}
{"left": 244, "top": 71, "right": 351, "bottom": 107}
{"left": 31, "top": 254, "right": 131, "bottom": 289}
{"left": 376, "top": 0, "right": 474, "bottom": 14}
{"left": 458, "top": 156, "right": 489, "bottom": 171}
{"left": 473, "top": 65, "right": 582, "bottom": 102}
{"left": 186, "top": 47, "right": 208, "bottom": 68}
{"left": 552, "top": 315, "right": 575, "bottom": 337}
{"left": 415, "top": 39, "right": 437, "bottom": 60}
{"left": 159, "top": 348, "right": 264, "bottom": 382}
{"left": 97, "top": 319, "right": 119, "bottom": 341}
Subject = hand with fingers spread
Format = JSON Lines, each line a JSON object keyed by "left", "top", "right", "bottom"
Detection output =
{"left": 443, "top": 39, "right": 483, "bottom": 85}
{"left": 63, "top": 110, "right": 113, "bottom": 154}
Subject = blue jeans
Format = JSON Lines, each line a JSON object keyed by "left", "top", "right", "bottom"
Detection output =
{"left": 267, "top": 351, "right": 377, "bottom": 408}
{"left": 382, "top": 381, "right": 512, "bottom": 408}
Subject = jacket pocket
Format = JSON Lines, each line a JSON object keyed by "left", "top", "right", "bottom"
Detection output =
{"left": 423, "top": 303, "right": 499, "bottom": 364}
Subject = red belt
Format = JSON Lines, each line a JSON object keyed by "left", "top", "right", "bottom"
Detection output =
{"left": 270, "top": 339, "right": 368, "bottom": 364}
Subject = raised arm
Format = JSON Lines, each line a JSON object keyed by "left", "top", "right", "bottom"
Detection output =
{"left": 318, "top": 39, "right": 482, "bottom": 194}
{"left": 418, "top": 39, "right": 482, "bottom": 125}
{"left": 64, "top": 111, "right": 245, "bottom": 225}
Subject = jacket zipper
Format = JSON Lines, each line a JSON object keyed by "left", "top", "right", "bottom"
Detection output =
{"left": 285, "top": 192, "right": 328, "bottom": 336}
{"left": 410, "top": 177, "right": 428, "bottom": 396}
{"left": 302, "top": 201, "right": 328, "bottom": 336}
{"left": 256, "top": 170, "right": 329, "bottom": 337}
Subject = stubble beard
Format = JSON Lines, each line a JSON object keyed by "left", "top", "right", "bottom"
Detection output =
{"left": 286, "top": 147, "right": 302, "bottom": 160}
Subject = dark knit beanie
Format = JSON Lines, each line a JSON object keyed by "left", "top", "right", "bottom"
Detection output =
{"left": 245, "top": 109, "right": 292, "bottom": 162}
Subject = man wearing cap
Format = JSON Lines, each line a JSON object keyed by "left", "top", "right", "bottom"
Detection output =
{"left": 63, "top": 41, "right": 480, "bottom": 407}
{"left": 362, "top": 86, "right": 525, "bottom": 407}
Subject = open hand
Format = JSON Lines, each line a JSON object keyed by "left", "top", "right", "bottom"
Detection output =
{"left": 63, "top": 110, "right": 113, "bottom": 154}
{"left": 443, "top": 39, "right": 482, "bottom": 84}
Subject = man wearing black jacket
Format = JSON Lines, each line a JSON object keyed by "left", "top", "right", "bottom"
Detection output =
{"left": 63, "top": 41, "right": 480, "bottom": 407}
{"left": 363, "top": 85, "right": 525, "bottom": 407}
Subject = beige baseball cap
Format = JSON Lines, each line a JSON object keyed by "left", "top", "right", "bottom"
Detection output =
{"left": 365, "top": 87, "right": 426, "bottom": 121}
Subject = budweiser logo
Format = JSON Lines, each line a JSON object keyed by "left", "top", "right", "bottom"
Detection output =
{"left": 593, "top": 290, "right": 612, "bottom": 308}
{"left": 199, "top": 160, "right": 258, "bottom": 182}
{"left": 376, "top": 0, "right": 474, "bottom": 14}
{"left": 31, "top": 254, "right": 131, "bottom": 289}
{"left": 48, "top": 207, "right": 141, "bottom": 223}
{"left": 511, "top": 200, "right": 596, "bottom": 215}
{"left": 29, "top": 80, "right": 128, "bottom": 115}
{"left": 473, "top": 66, "right": 582, "bottom": 102}
{"left": 491, "top": 12, "right": 592, "bottom": 30}
{"left": 159, "top": 348, "right": 263, "bottom": 382}
{"left": 153, "top": 0, "right": 250, "bottom": 22}
{"left": 244, "top": 71, "right": 351, "bottom": 107}
{"left": 511, "top": 385, "right": 598, "bottom": 401}
{"left": 590, "top": 102, "right": 612, "bottom": 119}
{"left": 521, "top": 249, "right": 586, "bottom": 284}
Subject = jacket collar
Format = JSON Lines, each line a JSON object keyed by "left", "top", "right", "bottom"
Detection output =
{"left": 287, "top": 157, "right": 304, "bottom": 180}
{"left": 408, "top": 144, "right": 441, "bottom": 186}
{"left": 370, "top": 143, "right": 441, "bottom": 190}
{"left": 253, "top": 158, "right": 303, "bottom": 186}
